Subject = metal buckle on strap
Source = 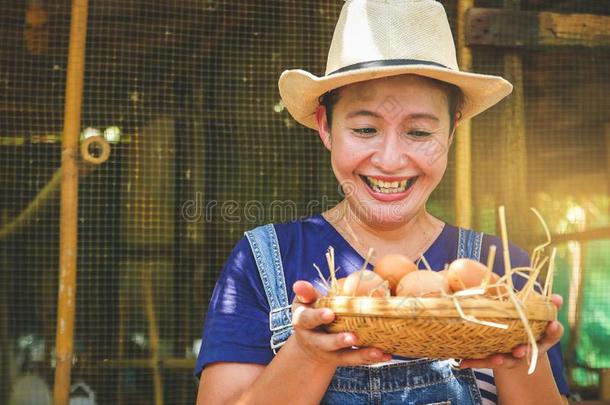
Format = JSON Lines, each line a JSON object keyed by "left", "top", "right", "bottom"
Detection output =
{"left": 270, "top": 329, "right": 293, "bottom": 354}
{"left": 269, "top": 305, "right": 292, "bottom": 332}
{"left": 270, "top": 337, "right": 286, "bottom": 354}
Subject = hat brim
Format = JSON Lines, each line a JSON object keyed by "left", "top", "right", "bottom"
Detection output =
{"left": 278, "top": 65, "right": 513, "bottom": 130}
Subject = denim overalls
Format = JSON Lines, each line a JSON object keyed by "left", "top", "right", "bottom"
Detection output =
{"left": 245, "top": 224, "right": 485, "bottom": 405}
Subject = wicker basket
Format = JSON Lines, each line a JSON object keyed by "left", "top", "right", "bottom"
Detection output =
{"left": 315, "top": 295, "right": 556, "bottom": 360}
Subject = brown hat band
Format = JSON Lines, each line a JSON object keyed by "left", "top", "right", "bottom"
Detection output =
{"left": 329, "top": 59, "right": 450, "bottom": 76}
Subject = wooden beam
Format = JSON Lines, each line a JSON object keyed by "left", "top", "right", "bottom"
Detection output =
{"left": 551, "top": 226, "right": 610, "bottom": 244}
{"left": 466, "top": 8, "right": 610, "bottom": 48}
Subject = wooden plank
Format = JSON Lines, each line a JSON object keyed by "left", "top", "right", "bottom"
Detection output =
{"left": 551, "top": 226, "right": 610, "bottom": 244}
{"left": 466, "top": 8, "right": 610, "bottom": 48}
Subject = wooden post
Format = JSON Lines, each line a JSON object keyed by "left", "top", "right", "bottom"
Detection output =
{"left": 601, "top": 369, "right": 610, "bottom": 401}
{"left": 53, "top": 0, "right": 88, "bottom": 404}
{"left": 143, "top": 266, "right": 164, "bottom": 405}
{"left": 499, "top": 0, "right": 531, "bottom": 250}
{"left": 606, "top": 124, "right": 610, "bottom": 198}
{"left": 455, "top": 0, "right": 474, "bottom": 229}
{"left": 566, "top": 240, "right": 587, "bottom": 387}
{"left": 0, "top": 214, "right": 9, "bottom": 405}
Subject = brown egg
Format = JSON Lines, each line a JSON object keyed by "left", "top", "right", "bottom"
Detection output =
{"left": 334, "top": 277, "right": 347, "bottom": 294}
{"left": 484, "top": 272, "right": 510, "bottom": 297}
{"left": 395, "top": 270, "right": 449, "bottom": 298}
{"left": 523, "top": 290, "right": 547, "bottom": 302}
{"left": 342, "top": 270, "right": 389, "bottom": 297}
{"left": 373, "top": 253, "right": 418, "bottom": 294}
{"left": 446, "top": 258, "right": 491, "bottom": 293}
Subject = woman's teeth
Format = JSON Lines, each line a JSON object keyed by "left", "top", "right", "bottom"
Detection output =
{"left": 364, "top": 176, "right": 416, "bottom": 194}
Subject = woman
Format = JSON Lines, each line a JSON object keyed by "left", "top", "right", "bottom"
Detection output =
{"left": 195, "top": 1, "right": 570, "bottom": 404}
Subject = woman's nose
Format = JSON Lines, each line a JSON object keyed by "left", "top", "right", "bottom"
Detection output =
{"left": 371, "top": 133, "right": 408, "bottom": 172}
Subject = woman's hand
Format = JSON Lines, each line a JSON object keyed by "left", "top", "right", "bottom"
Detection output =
{"left": 459, "top": 294, "right": 564, "bottom": 370}
{"left": 290, "top": 280, "right": 392, "bottom": 367}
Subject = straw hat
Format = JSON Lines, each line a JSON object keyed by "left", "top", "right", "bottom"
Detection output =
{"left": 278, "top": 0, "right": 513, "bottom": 130}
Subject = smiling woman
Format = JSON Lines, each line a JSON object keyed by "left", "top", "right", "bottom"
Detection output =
{"left": 194, "top": 1, "right": 570, "bottom": 404}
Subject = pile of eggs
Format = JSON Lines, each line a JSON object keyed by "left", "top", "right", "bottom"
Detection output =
{"left": 334, "top": 254, "right": 508, "bottom": 298}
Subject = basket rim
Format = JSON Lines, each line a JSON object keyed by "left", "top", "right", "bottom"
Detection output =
{"left": 315, "top": 296, "right": 556, "bottom": 321}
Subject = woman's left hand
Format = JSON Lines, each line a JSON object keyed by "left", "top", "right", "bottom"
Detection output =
{"left": 459, "top": 294, "right": 564, "bottom": 370}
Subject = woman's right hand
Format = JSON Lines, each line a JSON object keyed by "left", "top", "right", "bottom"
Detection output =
{"left": 290, "top": 280, "right": 392, "bottom": 367}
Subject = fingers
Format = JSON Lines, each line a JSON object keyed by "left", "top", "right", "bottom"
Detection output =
{"left": 511, "top": 345, "right": 527, "bottom": 359}
{"left": 293, "top": 280, "right": 320, "bottom": 305}
{"left": 460, "top": 354, "right": 518, "bottom": 370}
{"left": 290, "top": 280, "right": 393, "bottom": 367}
{"left": 292, "top": 306, "right": 335, "bottom": 330}
{"left": 539, "top": 321, "right": 563, "bottom": 352}
{"left": 306, "top": 333, "right": 392, "bottom": 366}
{"left": 335, "top": 346, "right": 392, "bottom": 366}
{"left": 550, "top": 294, "right": 563, "bottom": 309}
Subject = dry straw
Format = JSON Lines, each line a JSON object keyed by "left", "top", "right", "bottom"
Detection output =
{"left": 314, "top": 206, "right": 557, "bottom": 374}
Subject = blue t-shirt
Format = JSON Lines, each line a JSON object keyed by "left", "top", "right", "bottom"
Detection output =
{"left": 195, "top": 214, "right": 569, "bottom": 396}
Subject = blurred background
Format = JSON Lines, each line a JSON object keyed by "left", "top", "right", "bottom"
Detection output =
{"left": 0, "top": 0, "right": 608, "bottom": 403}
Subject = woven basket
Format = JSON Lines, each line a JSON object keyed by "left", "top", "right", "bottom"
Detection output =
{"left": 315, "top": 295, "right": 556, "bottom": 359}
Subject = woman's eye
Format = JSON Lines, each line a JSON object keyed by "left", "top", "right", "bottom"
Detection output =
{"left": 352, "top": 128, "right": 377, "bottom": 136}
{"left": 407, "top": 130, "right": 432, "bottom": 138}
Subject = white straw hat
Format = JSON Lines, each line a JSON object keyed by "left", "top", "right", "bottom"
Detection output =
{"left": 278, "top": 0, "right": 513, "bottom": 130}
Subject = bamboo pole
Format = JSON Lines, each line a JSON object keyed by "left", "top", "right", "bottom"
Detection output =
{"left": 566, "top": 240, "right": 587, "bottom": 386}
{"left": 455, "top": 0, "right": 474, "bottom": 229}
{"left": 143, "top": 266, "right": 164, "bottom": 405}
{"left": 53, "top": 0, "right": 88, "bottom": 404}
{"left": 500, "top": 2, "right": 530, "bottom": 250}
{"left": 606, "top": 123, "right": 610, "bottom": 200}
{"left": 0, "top": 168, "right": 61, "bottom": 241}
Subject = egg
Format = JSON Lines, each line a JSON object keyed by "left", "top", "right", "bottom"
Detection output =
{"left": 484, "top": 272, "right": 510, "bottom": 298}
{"left": 526, "top": 291, "right": 547, "bottom": 301}
{"left": 333, "top": 277, "right": 347, "bottom": 295}
{"left": 342, "top": 270, "right": 389, "bottom": 297}
{"left": 373, "top": 253, "right": 418, "bottom": 294}
{"left": 446, "top": 258, "right": 491, "bottom": 293}
{"left": 395, "top": 270, "right": 449, "bottom": 298}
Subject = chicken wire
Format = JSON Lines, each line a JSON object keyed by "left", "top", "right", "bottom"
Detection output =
{"left": 0, "top": 0, "right": 608, "bottom": 403}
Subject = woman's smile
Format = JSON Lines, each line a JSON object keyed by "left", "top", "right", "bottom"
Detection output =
{"left": 359, "top": 174, "right": 419, "bottom": 200}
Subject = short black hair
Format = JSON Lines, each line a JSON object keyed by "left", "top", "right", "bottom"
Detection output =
{"left": 318, "top": 77, "right": 464, "bottom": 134}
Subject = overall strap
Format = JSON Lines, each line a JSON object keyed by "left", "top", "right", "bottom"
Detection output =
{"left": 245, "top": 224, "right": 293, "bottom": 354}
{"left": 457, "top": 227, "right": 497, "bottom": 404}
{"left": 457, "top": 227, "right": 484, "bottom": 261}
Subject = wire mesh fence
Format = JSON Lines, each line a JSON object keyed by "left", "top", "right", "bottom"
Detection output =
{"left": 0, "top": 0, "right": 608, "bottom": 403}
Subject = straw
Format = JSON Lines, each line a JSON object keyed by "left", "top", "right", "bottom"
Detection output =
{"left": 483, "top": 244, "right": 497, "bottom": 287}
{"left": 498, "top": 206, "right": 514, "bottom": 290}
{"left": 543, "top": 247, "right": 557, "bottom": 297}
{"left": 420, "top": 254, "right": 432, "bottom": 272}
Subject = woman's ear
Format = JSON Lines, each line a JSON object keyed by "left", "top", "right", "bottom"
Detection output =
{"left": 315, "top": 105, "right": 332, "bottom": 151}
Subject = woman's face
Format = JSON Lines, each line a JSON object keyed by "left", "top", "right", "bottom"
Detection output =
{"left": 317, "top": 74, "right": 454, "bottom": 230}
